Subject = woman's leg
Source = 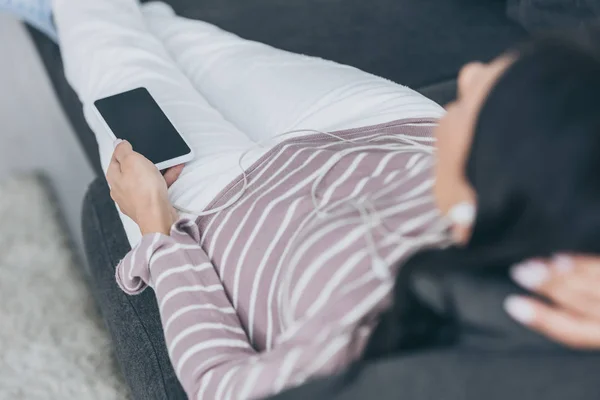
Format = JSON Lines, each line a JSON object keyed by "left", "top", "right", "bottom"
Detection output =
{"left": 141, "top": 3, "right": 445, "bottom": 143}
{"left": 52, "top": 0, "right": 256, "bottom": 245}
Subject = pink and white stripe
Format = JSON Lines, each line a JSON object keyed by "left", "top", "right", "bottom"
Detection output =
{"left": 116, "top": 119, "right": 448, "bottom": 399}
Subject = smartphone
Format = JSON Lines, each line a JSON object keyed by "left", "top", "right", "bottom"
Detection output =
{"left": 93, "top": 87, "right": 194, "bottom": 170}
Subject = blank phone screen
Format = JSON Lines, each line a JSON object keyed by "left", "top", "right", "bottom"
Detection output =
{"left": 94, "top": 88, "right": 191, "bottom": 165}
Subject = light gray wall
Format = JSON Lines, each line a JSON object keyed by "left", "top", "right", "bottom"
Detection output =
{"left": 0, "top": 15, "right": 95, "bottom": 257}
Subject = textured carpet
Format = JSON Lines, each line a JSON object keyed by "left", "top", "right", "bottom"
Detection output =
{"left": 0, "top": 175, "right": 129, "bottom": 399}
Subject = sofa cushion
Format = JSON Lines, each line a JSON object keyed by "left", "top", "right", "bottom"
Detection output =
{"left": 507, "top": 0, "right": 600, "bottom": 32}
{"left": 418, "top": 80, "right": 457, "bottom": 107}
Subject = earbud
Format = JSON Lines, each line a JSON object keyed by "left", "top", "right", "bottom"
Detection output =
{"left": 447, "top": 201, "right": 476, "bottom": 226}
{"left": 447, "top": 201, "right": 476, "bottom": 244}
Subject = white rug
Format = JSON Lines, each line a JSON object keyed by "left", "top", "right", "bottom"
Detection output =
{"left": 0, "top": 176, "right": 129, "bottom": 399}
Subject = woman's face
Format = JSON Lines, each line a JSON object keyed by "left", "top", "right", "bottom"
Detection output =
{"left": 433, "top": 56, "right": 514, "bottom": 219}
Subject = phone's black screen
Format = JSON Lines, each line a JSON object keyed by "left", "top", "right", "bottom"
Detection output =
{"left": 94, "top": 88, "right": 191, "bottom": 165}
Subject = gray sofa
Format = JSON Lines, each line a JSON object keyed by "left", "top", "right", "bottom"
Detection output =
{"left": 26, "top": 1, "right": 600, "bottom": 399}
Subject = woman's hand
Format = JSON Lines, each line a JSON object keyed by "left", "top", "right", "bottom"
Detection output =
{"left": 107, "top": 140, "right": 184, "bottom": 235}
{"left": 505, "top": 255, "right": 600, "bottom": 349}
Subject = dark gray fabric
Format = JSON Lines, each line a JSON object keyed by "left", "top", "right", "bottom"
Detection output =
{"left": 82, "top": 179, "right": 186, "bottom": 399}
{"left": 507, "top": 0, "right": 600, "bottom": 32}
{"left": 27, "top": 0, "right": 524, "bottom": 174}
{"left": 418, "top": 80, "right": 458, "bottom": 107}
{"left": 272, "top": 351, "right": 600, "bottom": 400}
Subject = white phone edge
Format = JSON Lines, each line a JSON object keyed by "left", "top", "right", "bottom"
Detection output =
{"left": 92, "top": 87, "right": 195, "bottom": 170}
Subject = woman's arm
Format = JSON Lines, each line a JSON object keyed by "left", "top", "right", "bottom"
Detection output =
{"left": 117, "top": 218, "right": 367, "bottom": 400}
{"left": 108, "top": 141, "right": 364, "bottom": 399}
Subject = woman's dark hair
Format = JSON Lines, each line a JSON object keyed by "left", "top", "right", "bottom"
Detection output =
{"left": 360, "top": 34, "right": 600, "bottom": 363}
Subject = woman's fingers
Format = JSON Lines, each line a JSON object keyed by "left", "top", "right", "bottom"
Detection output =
{"left": 163, "top": 164, "right": 185, "bottom": 188}
{"left": 542, "top": 281, "right": 600, "bottom": 320}
{"left": 112, "top": 140, "right": 134, "bottom": 163}
{"left": 555, "top": 255, "right": 600, "bottom": 278}
{"left": 106, "top": 155, "right": 121, "bottom": 188}
{"left": 508, "top": 254, "right": 600, "bottom": 348}
{"left": 510, "top": 255, "right": 600, "bottom": 298}
{"left": 504, "top": 295, "right": 600, "bottom": 349}
{"left": 510, "top": 256, "right": 600, "bottom": 319}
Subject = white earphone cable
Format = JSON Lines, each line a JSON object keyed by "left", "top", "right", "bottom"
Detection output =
{"left": 173, "top": 127, "right": 448, "bottom": 281}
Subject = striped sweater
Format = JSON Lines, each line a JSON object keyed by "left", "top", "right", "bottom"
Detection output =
{"left": 116, "top": 119, "right": 449, "bottom": 400}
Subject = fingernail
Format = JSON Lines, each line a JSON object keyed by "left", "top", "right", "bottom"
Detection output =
{"left": 504, "top": 295, "right": 535, "bottom": 324}
{"left": 510, "top": 260, "right": 549, "bottom": 290}
{"left": 447, "top": 202, "right": 476, "bottom": 226}
{"left": 552, "top": 254, "right": 574, "bottom": 273}
{"left": 113, "top": 139, "right": 123, "bottom": 149}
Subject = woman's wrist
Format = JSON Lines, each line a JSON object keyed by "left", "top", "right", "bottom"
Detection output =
{"left": 137, "top": 202, "right": 178, "bottom": 236}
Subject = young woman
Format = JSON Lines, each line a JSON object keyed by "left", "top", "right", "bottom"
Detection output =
{"left": 5, "top": 0, "right": 600, "bottom": 398}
